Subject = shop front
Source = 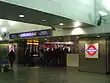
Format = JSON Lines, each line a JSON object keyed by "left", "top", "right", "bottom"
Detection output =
{"left": 9, "top": 29, "right": 52, "bottom": 65}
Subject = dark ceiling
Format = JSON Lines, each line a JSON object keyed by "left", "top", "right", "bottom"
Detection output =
{"left": 0, "top": 1, "right": 93, "bottom": 28}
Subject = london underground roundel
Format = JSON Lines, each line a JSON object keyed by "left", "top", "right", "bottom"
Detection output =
{"left": 86, "top": 45, "right": 97, "bottom": 56}
{"left": 85, "top": 43, "right": 99, "bottom": 58}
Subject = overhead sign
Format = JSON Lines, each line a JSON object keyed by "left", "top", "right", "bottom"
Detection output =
{"left": 19, "top": 32, "right": 36, "bottom": 38}
{"left": 9, "top": 29, "right": 52, "bottom": 39}
{"left": 85, "top": 43, "right": 99, "bottom": 58}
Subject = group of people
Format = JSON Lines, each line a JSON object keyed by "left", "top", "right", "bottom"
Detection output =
{"left": 24, "top": 46, "right": 68, "bottom": 67}
{"left": 7, "top": 46, "right": 69, "bottom": 68}
{"left": 40, "top": 47, "right": 68, "bottom": 67}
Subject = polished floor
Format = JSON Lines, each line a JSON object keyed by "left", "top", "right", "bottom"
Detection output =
{"left": 0, "top": 66, "right": 110, "bottom": 83}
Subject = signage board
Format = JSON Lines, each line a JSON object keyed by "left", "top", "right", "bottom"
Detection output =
{"left": 85, "top": 43, "right": 99, "bottom": 58}
{"left": 9, "top": 29, "right": 52, "bottom": 39}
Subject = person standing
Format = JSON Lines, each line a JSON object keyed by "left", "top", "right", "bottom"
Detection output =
{"left": 24, "top": 47, "right": 30, "bottom": 66}
{"left": 8, "top": 50, "right": 16, "bottom": 68}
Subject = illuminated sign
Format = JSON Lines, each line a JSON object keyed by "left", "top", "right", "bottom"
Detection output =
{"left": 9, "top": 29, "right": 52, "bottom": 39}
{"left": 38, "top": 31, "right": 48, "bottom": 36}
{"left": 86, "top": 45, "right": 97, "bottom": 56}
{"left": 19, "top": 32, "right": 36, "bottom": 38}
{"left": 85, "top": 43, "right": 99, "bottom": 58}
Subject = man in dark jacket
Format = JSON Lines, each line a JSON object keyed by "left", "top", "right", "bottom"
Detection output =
{"left": 8, "top": 50, "right": 16, "bottom": 68}
{"left": 24, "top": 47, "right": 30, "bottom": 66}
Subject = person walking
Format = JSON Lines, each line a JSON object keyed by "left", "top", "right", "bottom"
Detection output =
{"left": 8, "top": 50, "right": 16, "bottom": 68}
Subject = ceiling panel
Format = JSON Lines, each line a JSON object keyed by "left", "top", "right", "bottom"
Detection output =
{"left": 0, "top": 1, "right": 93, "bottom": 30}
{"left": 1, "top": 0, "right": 95, "bottom": 25}
{"left": 0, "top": 19, "right": 51, "bottom": 34}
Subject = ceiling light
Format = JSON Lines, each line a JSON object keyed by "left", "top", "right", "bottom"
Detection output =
{"left": 71, "top": 28, "right": 85, "bottom": 35}
{"left": 73, "top": 21, "right": 81, "bottom": 27}
{"left": 42, "top": 20, "right": 46, "bottom": 22}
{"left": 1, "top": 27, "right": 7, "bottom": 33}
{"left": 59, "top": 23, "right": 64, "bottom": 26}
{"left": 0, "top": 37, "right": 3, "bottom": 41}
{"left": 8, "top": 21, "right": 17, "bottom": 26}
{"left": 98, "top": 11, "right": 107, "bottom": 16}
{"left": 19, "top": 14, "right": 24, "bottom": 18}
{"left": 97, "top": 35, "right": 100, "bottom": 38}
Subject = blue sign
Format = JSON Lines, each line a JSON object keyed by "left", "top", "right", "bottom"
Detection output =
{"left": 19, "top": 32, "right": 37, "bottom": 38}
{"left": 38, "top": 30, "right": 51, "bottom": 36}
{"left": 9, "top": 29, "right": 52, "bottom": 39}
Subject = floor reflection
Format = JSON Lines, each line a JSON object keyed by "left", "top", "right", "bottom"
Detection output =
{"left": 0, "top": 67, "right": 110, "bottom": 83}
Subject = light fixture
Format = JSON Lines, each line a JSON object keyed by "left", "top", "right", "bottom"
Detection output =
{"left": 1, "top": 27, "right": 7, "bottom": 33}
{"left": 8, "top": 20, "right": 17, "bottom": 26}
{"left": 71, "top": 28, "right": 85, "bottom": 35}
{"left": 73, "top": 21, "right": 81, "bottom": 27}
{"left": 98, "top": 11, "right": 107, "bottom": 16}
{"left": 0, "top": 37, "right": 3, "bottom": 41}
{"left": 42, "top": 20, "right": 46, "bottom": 22}
{"left": 59, "top": 23, "right": 64, "bottom": 26}
{"left": 97, "top": 35, "right": 100, "bottom": 38}
{"left": 19, "top": 14, "right": 24, "bottom": 18}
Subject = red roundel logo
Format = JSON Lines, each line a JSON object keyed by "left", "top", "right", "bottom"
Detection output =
{"left": 86, "top": 45, "right": 97, "bottom": 56}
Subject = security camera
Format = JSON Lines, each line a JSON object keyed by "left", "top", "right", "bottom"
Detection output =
{"left": 97, "top": 11, "right": 108, "bottom": 26}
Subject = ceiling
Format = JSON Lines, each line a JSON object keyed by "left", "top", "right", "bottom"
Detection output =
{"left": 0, "top": 1, "right": 93, "bottom": 30}
{"left": 1, "top": 0, "right": 95, "bottom": 24}
{"left": 95, "top": 0, "right": 110, "bottom": 24}
{"left": 0, "top": 19, "right": 51, "bottom": 34}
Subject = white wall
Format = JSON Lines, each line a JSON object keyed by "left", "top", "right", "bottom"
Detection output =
{"left": 53, "top": 24, "right": 110, "bottom": 36}
{"left": 8, "top": 23, "right": 51, "bottom": 34}
{"left": 1, "top": 0, "right": 95, "bottom": 24}
{"left": 0, "top": 19, "right": 51, "bottom": 34}
{"left": 67, "top": 54, "right": 79, "bottom": 67}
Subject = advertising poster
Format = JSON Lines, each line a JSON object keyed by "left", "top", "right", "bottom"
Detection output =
{"left": 85, "top": 43, "right": 99, "bottom": 58}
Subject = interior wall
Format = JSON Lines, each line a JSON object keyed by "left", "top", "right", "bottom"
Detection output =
{"left": 67, "top": 54, "right": 79, "bottom": 67}
{"left": 106, "top": 36, "right": 110, "bottom": 73}
{"left": 17, "top": 41, "right": 26, "bottom": 64}
{"left": 0, "top": 43, "right": 9, "bottom": 60}
{"left": 78, "top": 37, "right": 107, "bottom": 73}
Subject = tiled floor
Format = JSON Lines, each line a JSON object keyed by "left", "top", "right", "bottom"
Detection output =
{"left": 0, "top": 67, "right": 110, "bottom": 83}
